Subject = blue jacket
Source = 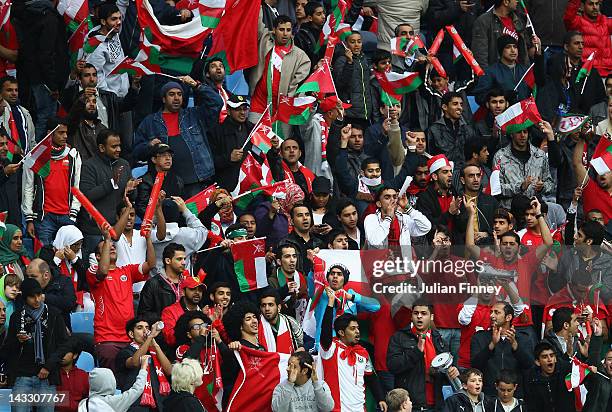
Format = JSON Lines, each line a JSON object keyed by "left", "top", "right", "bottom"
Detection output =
{"left": 133, "top": 84, "right": 222, "bottom": 182}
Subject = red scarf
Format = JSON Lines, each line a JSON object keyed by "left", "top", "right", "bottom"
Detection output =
{"left": 317, "top": 114, "right": 329, "bottom": 160}
{"left": 412, "top": 327, "right": 436, "bottom": 406}
{"left": 130, "top": 342, "right": 170, "bottom": 407}
{"left": 387, "top": 215, "right": 401, "bottom": 246}
{"left": 335, "top": 338, "right": 369, "bottom": 385}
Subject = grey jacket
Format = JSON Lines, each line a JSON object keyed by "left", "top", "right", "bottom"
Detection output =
{"left": 78, "top": 368, "right": 146, "bottom": 412}
{"left": 272, "top": 379, "right": 335, "bottom": 412}
{"left": 471, "top": 10, "right": 530, "bottom": 69}
{"left": 492, "top": 144, "right": 555, "bottom": 208}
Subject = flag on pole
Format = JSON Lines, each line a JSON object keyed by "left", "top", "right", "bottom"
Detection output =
{"left": 390, "top": 37, "right": 409, "bottom": 57}
{"left": 231, "top": 238, "right": 268, "bottom": 292}
{"left": 57, "top": 0, "right": 89, "bottom": 32}
{"left": 250, "top": 123, "right": 278, "bottom": 153}
{"left": 381, "top": 90, "right": 400, "bottom": 106}
{"left": 0, "top": 0, "right": 10, "bottom": 31}
{"left": 208, "top": 0, "right": 260, "bottom": 73}
{"left": 185, "top": 184, "right": 217, "bottom": 215}
{"left": 231, "top": 152, "right": 274, "bottom": 208}
{"left": 226, "top": 346, "right": 290, "bottom": 412}
{"left": 514, "top": 63, "right": 536, "bottom": 96}
{"left": 558, "top": 115, "right": 590, "bottom": 136}
{"left": 109, "top": 58, "right": 159, "bottom": 76}
{"left": 198, "top": 0, "right": 225, "bottom": 28}
{"left": 83, "top": 33, "right": 106, "bottom": 55}
{"left": 565, "top": 357, "right": 591, "bottom": 390}
{"left": 23, "top": 131, "right": 55, "bottom": 178}
{"left": 273, "top": 96, "right": 316, "bottom": 125}
{"left": 296, "top": 63, "right": 335, "bottom": 94}
{"left": 591, "top": 136, "right": 612, "bottom": 175}
{"left": 494, "top": 97, "right": 542, "bottom": 134}
{"left": 336, "top": 22, "right": 352, "bottom": 41}
{"left": 576, "top": 52, "right": 595, "bottom": 84}
{"left": 137, "top": 28, "right": 162, "bottom": 65}
{"left": 68, "top": 17, "right": 93, "bottom": 68}
{"left": 379, "top": 71, "right": 422, "bottom": 95}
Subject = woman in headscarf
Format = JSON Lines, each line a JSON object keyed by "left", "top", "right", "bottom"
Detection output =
{"left": 254, "top": 182, "right": 305, "bottom": 248}
{"left": 52, "top": 226, "right": 89, "bottom": 308}
{"left": 0, "top": 224, "right": 29, "bottom": 279}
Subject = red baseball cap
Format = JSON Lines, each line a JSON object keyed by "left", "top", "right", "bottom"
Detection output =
{"left": 319, "top": 95, "right": 351, "bottom": 113}
{"left": 180, "top": 276, "right": 205, "bottom": 290}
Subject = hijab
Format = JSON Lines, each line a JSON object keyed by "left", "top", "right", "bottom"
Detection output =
{"left": 0, "top": 224, "right": 27, "bottom": 266}
{"left": 52, "top": 226, "right": 83, "bottom": 258}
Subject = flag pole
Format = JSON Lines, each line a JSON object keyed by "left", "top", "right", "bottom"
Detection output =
{"left": 580, "top": 74, "right": 589, "bottom": 95}
{"left": 513, "top": 62, "right": 534, "bottom": 91}
{"left": 16, "top": 125, "right": 60, "bottom": 166}
{"left": 240, "top": 103, "right": 271, "bottom": 150}
{"left": 157, "top": 72, "right": 183, "bottom": 81}
{"left": 324, "top": 58, "right": 339, "bottom": 98}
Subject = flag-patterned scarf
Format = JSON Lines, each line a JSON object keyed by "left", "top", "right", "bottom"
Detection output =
{"left": 130, "top": 342, "right": 170, "bottom": 407}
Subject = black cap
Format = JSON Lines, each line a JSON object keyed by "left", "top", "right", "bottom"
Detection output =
{"left": 497, "top": 34, "right": 518, "bottom": 56}
{"left": 311, "top": 176, "right": 331, "bottom": 194}
{"left": 21, "top": 278, "right": 43, "bottom": 298}
{"left": 149, "top": 143, "right": 174, "bottom": 158}
{"left": 227, "top": 94, "right": 250, "bottom": 109}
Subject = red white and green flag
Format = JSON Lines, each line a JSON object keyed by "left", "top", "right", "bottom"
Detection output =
{"left": 185, "top": 183, "right": 217, "bottom": 215}
{"left": 314, "top": 0, "right": 348, "bottom": 53}
{"left": 591, "top": 135, "right": 612, "bottom": 175}
{"left": 323, "top": 34, "right": 339, "bottom": 64}
{"left": 565, "top": 357, "right": 591, "bottom": 390}
{"left": 296, "top": 62, "right": 335, "bottom": 94}
{"left": 576, "top": 52, "right": 595, "bottom": 84}
{"left": 390, "top": 37, "right": 409, "bottom": 57}
{"left": 231, "top": 152, "right": 274, "bottom": 208}
{"left": 336, "top": 22, "right": 352, "bottom": 41}
{"left": 483, "top": 159, "right": 501, "bottom": 196}
{"left": 68, "top": 17, "right": 93, "bottom": 68}
{"left": 0, "top": 0, "right": 10, "bottom": 31}
{"left": 453, "top": 44, "right": 463, "bottom": 63}
{"left": 136, "top": 28, "right": 162, "bottom": 65}
{"left": 514, "top": 62, "right": 537, "bottom": 96}
{"left": 226, "top": 346, "right": 290, "bottom": 412}
{"left": 137, "top": 0, "right": 211, "bottom": 74}
{"left": 83, "top": 33, "right": 106, "bottom": 55}
{"left": 558, "top": 115, "right": 590, "bottom": 136}
{"left": 250, "top": 123, "right": 278, "bottom": 153}
{"left": 494, "top": 97, "right": 542, "bottom": 134}
{"left": 23, "top": 130, "right": 55, "bottom": 178}
{"left": 208, "top": 0, "right": 260, "bottom": 73}
{"left": 199, "top": 0, "right": 225, "bottom": 28}
{"left": 381, "top": 90, "right": 400, "bottom": 106}
{"left": 379, "top": 71, "right": 422, "bottom": 95}
{"left": 231, "top": 238, "right": 268, "bottom": 292}
{"left": 109, "top": 57, "right": 160, "bottom": 77}
{"left": 57, "top": 0, "right": 88, "bottom": 32}
{"left": 273, "top": 95, "right": 316, "bottom": 125}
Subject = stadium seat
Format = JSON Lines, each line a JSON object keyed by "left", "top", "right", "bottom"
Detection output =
{"left": 76, "top": 351, "right": 96, "bottom": 373}
{"left": 71, "top": 312, "right": 94, "bottom": 335}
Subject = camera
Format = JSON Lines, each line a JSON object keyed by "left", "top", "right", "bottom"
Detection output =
{"left": 476, "top": 264, "right": 516, "bottom": 282}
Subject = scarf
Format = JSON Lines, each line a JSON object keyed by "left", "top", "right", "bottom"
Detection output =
{"left": 52, "top": 226, "right": 83, "bottom": 290}
{"left": 130, "top": 342, "right": 170, "bottom": 407}
{"left": 358, "top": 175, "right": 383, "bottom": 195}
{"left": 267, "top": 43, "right": 291, "bottom": 111}
{"left": 24, "top": 304, "right": 46, "bottom": 365}
{"left": 412, "top": 326, "right": 436, "bottom": 405}
{"left": 277, "top": 182, "right": 305, "bottom": 219}
{"left": 0, "top": 224, "right": 27, "bottom": 266}
{"left": 258, "top": 314, "right": 294, "bottom": 354}
{"left": 218, "top": 85, "right": 229, "bottom": 123}
{"left": 335, "top": 338, "right": 369, "bottom": 384}
{"left": 8, "top": 105, "right": 27, "bottom": 151}
{"left": 314, "top": 113, "right": 329, "bottom": 161}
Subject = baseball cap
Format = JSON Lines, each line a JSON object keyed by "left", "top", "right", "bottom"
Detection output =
{"left": 180, "top": 276, "right": 205, "bottom": 290}
{"left": 227, "top": 94, "right": 250, "bottom": 109}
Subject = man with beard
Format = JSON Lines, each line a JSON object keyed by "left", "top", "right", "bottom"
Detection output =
{"left": 426, "top": 92, "right": 476, "bottom": 168}
{"left": 23, "top": 117, "right": 82, "bottom": 246}
{"left": 135, "top": 143, "right": 184, "bottom": 219}
{"left": 471, "top": 302, "right": 534, "bottom": 397}
{"left": 0, "top": 76, "right": 35, "bottom": 156}
{"left": 258, "top": 290, "right": 304, "bottom": 353}
{"left": 406, "top": 156, "right": 429, "bottom": 208}
{"left": 573, "top": 131, "right": 612, "bottom": 223}
{"left": 452, "top": 138, "right": 492, "bottom": 195}
{"left": 492, "top": 122, "right": 556, "bottom": 209}
{"left": 67, "top": 94, "right": 106, "bottom": 161}
{"left": 475, "top": 89, "right": 510, "bottom": 158}
{"left": 138, "top": 243, "right": 188, "bottom": 319}
{"left": 268, "top": 243, "right": 309, "bottom": 322}
{"left": 415, "top": 155, "right": 461, "bottom": 237}
{"left": 0, "top": 127, "right": 21, "bottom": 226}
{"left": 61, "top": 63, "right": 109, "bottom": 127}
{"left": 201, "top": 57, "right": 229, "bottom": 113}
{"left": 161, "top": 275, "right": 205, "bottom": 347}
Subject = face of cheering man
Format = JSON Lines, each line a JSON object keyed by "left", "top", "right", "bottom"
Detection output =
{"left": 273, "top": 21, "right": 293, "bottom": 46}
{"left": 210, "top": 286, "right": 232, "bottom": 309}
{"left": 207, "top": 60, "right": 225, "bottom": 85}
{"left": 432, "top": 165, "right": 453, "bottom": 191}
{"left": 442, "top": 96, "right": 463, "bottom": 121}
{"left": 163, "top": 88, "right": 183, "bottom": 113}
{"left": 291, "top": 205, "right": 312, "bottom": 234}
{"left": 277, "top": 246, "right": 297, "bottom": 274}
{"left": 241, "top": 312, "right": 259, "bottom": 337}
{"left": 414, "top": 165, "right": 429, "bottom": 189}
{"left": 411, "top": 305, "right": 432, "bottom": 332}
{"left": 280, "top": 138, "right": 302, "bottom": 167}
{"left": 338, "top": 320, "right": 360, "bottom": 346}
{"left": 327, "top": 267, "right": 346, "bottom": 291}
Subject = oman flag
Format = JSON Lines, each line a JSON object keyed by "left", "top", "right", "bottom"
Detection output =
{"left": 591, "top": 136, "right": 612, "bottom": 175}
{"left": 231, "top": 238, "right": 268, "bottom": 292}
{"left": 576, "top": 52, "right": 595, "bottom": 84}
{"left": 209, "top": 0, "right": 260, "bottom": 73}
{"left": 226, "top": 347, "right": 290, "bottom": 412}
{"left": 495, "top": 97, "right": 542, "bottom": 134}
{"left": 23, "top": 132, "right": 54, "bottom": 178}
{"left": 273, "top": 96, "right": 316, "bottom": 125}
{"left": 68, "top": 17, "right": 93, "bottom": 68}
{"left": 57, "top": 0, "right": 88, "bottom": 32}
{"left": 199, "top": 0, "right": 225, "bottom": 28}
{"left": 109, "top": 58, "right": 160, "bottom": 77}
{"left": 250, "top": 123, "right": 278, "bottom": 153}
{"left": 484, "top": 159, "right": 501, "bottom": 196}
{"left": 515, "top": 62, "right": 536, "bottom": 96}
{"left": 565, "top": 356, "right": 590, "bottom": 390}
{"left": 296, "top": 62, "right": 335, "bottom": 94}
{"left": 379, "top": 71, "right": 422, "bottom": 95}
{"left": 83, "top": 33, "right": 105, "bottom": 55}
{"left": 231, "top": 152, "right": 273, "bottom": 208}
{"left": 185, "top": 183, "right": 217, "bottom": 215}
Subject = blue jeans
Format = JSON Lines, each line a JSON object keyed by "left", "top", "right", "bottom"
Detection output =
{"left": 11, "top": 376, "right": 56, "bottom": 412}
{"left": 31, "top": 84, "right": 56, "bottom": 141}
{"left": 437, "top": 328, "right": 461, "bottom": 366}
{"left": 34, "top": 213, "right": 75, "bottom": 246}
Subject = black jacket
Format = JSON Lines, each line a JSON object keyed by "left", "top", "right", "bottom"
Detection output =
{"left": 525, "top": 361, "right": 576, "bottom": 412}
{"left": 483, "top": 397, "right": 525, "bottom": 412}
{"left": 442, "top": 391, "right": 491, "bottom": 412}
{"left": 207, "top": 118, "right": 254, "bottom": 191}
{"left": 78, "top": 153, "right": 132, "bottom": 236}
{"left": 427, "top": 116, "right": 476, "bottom": 167}
{"left": 135, "top": 168, "right": 184, "bottom": 219}
{"left": 294, "top": 22, "right": 322, "bottom": 71}
{"left": 415, "top": 185, "right": 458, "bottom": 238}
{"left": 583, "top": 335, "right": 612, "bottom": 412}
{"left": 386, "top": 327, "right": 448, "bottom": 408}
{"left": 162, "top": 391, "right": 205, "bottom": 412}
{"left": 137, "top": 273, "right": 180, "bottom": 319}
{"left": 453, "top": 192, "right": 499, "bottom": 244}
{"left": 333, "top": 53, "right": 375, "bottom": 123}
{"left": 42, "top": 270, "right": 77, "bottom": 330}
{"left": 0, "top": 157, "right": 22, "bottom": 226}
{"left": 470, "top": 329, "right": 534, "bottom": 397}
{"left": 2, "top": 305, "right": 69, "bottom": 386}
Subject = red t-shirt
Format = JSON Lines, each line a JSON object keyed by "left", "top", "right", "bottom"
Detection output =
{"left": 162, "top": 112, "right": 180, "bottom": 136}
{"left": 437, "top": 194, "right": 454, "bottom": 231}
{"left": 44, "top": 157, "right": 70, "bottom": 215}
{"left": 458, "top": 303, "right": 491, "bottom": 368}
{"left": 583, "top": 177, "right": 612, "bottom": 224}
{"left": 0, "top": 22, "right": 18, "bottom": 77}
{"left": 87, "top": 264, "right": 148, "bottom": 343}
{"left": 499, "top": 16, "right": 518, "bottom": 40}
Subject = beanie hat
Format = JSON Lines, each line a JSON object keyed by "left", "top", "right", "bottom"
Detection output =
{"left": 160, "top": 81, "right": 183, "bottom": 98}
{"left": 497, "top": 35, "right": 518, "bottom": 56}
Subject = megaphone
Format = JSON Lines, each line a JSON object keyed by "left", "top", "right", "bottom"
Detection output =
{"left": 431, "top": 352, "right": 461, "bottom": 392}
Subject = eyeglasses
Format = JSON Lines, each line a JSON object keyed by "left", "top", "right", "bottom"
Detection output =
{"left": 191, "top": 323, "right": 209, "bottom": 331}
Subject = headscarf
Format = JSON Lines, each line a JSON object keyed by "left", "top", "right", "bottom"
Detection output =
{"left": 277, "top": 182, "right": 304, "bottom": 219}
{"left": 0, "top": 275, "right": 16, "bottom": 335}
{"left": 212, "top": 188, "right": 234, "bottom": 224}
{"left": 52, "top": 226, "right": 83, "bottom": 258}
{"left": 0, "top": 224, "right": 27, "bottom": 266}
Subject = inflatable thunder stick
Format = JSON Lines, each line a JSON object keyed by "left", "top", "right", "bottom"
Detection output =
{"left": 71, "top": 186, "right": 117, "bottom": 239}
{"left": 140, "top": 171, "right": 165, "bottom": 237}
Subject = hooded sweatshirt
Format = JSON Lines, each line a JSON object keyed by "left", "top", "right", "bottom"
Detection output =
{"left": 271, "top": 379, "right": 335, "bottom": 412}
{"left": 78, "top": 367, "right": 146, "bottom": 412}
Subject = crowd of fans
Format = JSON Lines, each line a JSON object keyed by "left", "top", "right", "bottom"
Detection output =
{"left": 0, "top": 0, "right": 611, "bottom": 411}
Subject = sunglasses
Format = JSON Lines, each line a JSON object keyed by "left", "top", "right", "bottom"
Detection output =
{"left": 191, "top": 323, "right": 210, "bottom": 331}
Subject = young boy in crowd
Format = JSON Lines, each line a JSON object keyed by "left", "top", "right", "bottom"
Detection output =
{"left": 442, "top": 368, "right": 489, "bottom": 412}
{"left": 484, "top": 369, "right": 524, "bottom": 411}
{"left": 56, "top": 337, "right": 89, "bottom": 412}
